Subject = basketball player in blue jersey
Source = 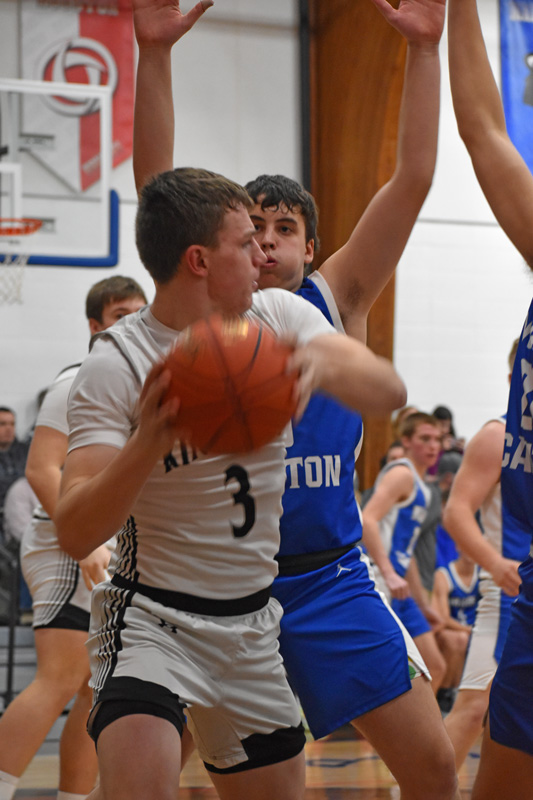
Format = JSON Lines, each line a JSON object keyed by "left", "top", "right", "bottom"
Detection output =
{"left": 449, "top": 0, "right": 533, "bottom": 796}
{"left": 431, "top": 550, "right": 480, "bottom": 714}
{"left": 433, "top": 553, "right": 480, "bottom": 628}
{"left": 132, "top": 2, "right": 462, "bottom": 798}
{"left": 439, "top": 342, "right": 528, "bottom": 770}
{"left": 362, "top": 412, "right": 447, "bottom": 689}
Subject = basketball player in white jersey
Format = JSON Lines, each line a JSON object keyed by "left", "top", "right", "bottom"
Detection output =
{"left": 54, "top": 163, "right": 406, "bottom": 800}
{"left": 442, "top": 340, "right": 529, "bottom": 769}
{"left": 0, "top": 277, "right": 147, "bottom": 800}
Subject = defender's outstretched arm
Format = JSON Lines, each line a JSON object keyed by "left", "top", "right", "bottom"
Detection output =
{"left": 320, "top": 0, "right": 445, "bottom": 342}
{"left": 133, "top": 0, "right": 213, "bottom": 194}
{"left": 448, "top": 0, "right": 533, "bottom": 268}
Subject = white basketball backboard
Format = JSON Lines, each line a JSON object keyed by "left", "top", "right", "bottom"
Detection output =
{"left": 0, "top": 77, "right": 118, "bottom": 265}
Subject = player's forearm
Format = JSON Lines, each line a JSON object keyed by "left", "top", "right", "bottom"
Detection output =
{"left": 336, "top": 41, "right": 441, "bottom": 332}
{"left": 430, "top": 597, "right": 449, "bottom": 626}
{"left": 133, "top": 45, "right": 175, "bottom": 194}
{"left": 310, "top": 334, "right": 406, "bottom": 416}
{"left": 446, "top": 619, "right": 472, "bottom": 634}
{"left": 393, "top": 41, "right": 440, "bottom": 194}
{"left": 443, "top": 501, "right": 499, "bottom": 575}
{"left": 56, "top": 434, "right": 161, "bottom": 560}
{"left": 406, "top": 558, "right": 429, "bottom": 610}
{"left": 25, "top": 462, "right": 61, "bottom": 520}
{"left": 448, "top": 0, "right": 507, "bottom": 147}
{"left": 362, "top": 517, "right": 396, "bottom": 580}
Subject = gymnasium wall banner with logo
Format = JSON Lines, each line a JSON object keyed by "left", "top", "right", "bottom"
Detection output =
{"left": 500, "top": 0, "right": 533, "bottom": 174}
{"left": 21, "top": 0, "right": 134, "bottom": 192}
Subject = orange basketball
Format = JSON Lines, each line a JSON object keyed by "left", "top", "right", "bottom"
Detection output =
{"left": 163, "top": 314, "right": 298, "bottom": 454}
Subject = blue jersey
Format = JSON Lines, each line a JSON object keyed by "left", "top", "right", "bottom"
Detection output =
{"left": 277, "top": 273, "right": 364, "bottom": 558}
{"left": 489, "top": 300, "right": 533, "bottom": 755}
{"left": 377, "top": 459, "right": 430, "bottom": 577}
{"left": 501, "top": 300, "right": 533, "bottom": 552}
{"left": 436, "top": 560, "right": 480, "bottom": 626}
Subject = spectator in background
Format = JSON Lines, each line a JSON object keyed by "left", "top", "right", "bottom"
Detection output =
{"left": 434, "top": 451, "right": 464, "bottom": 571}
{"left": 414, "top": 448, "right": 463, "bottom": 593}
{"left": 3, "top": 477, "right": 38, "bottom": 547}
{"left": 0, "top": 408, "right": 29, "bottom": 543}
{"left": 3, "top": 389, "right": 46, "bottom": 549}
{"left": 428, "top": 405, "right": 464, "bottom": 479}
{"left": 433, "top": 405, "right": 457, "bottom": 446}
{"left": 3, "top": 476, "right": 38, "bottom": 616}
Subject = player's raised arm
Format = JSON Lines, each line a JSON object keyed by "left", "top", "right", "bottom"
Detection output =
{"left": 448, "top": 0, "right": 533, "bottom": 267}
{"left": 319, "top": 0, "right": 445, "bottom": 342}
{"left": 132, "top": 0, "right": 213, "bottom": 194}
{"left": 442, "top": 421, "right": 521, "bottom": 597}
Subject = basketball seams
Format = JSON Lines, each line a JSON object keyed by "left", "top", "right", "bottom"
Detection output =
{"left": 205, "top": 318, "right": 262, "bottom": 451}
{"left": 163, "top": 315, "right": 296, "bottom": 454}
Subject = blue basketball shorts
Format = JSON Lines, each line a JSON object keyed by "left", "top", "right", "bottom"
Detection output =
{"left": 391, "top": 596, "right": 431, "bottom": 639}
{"left": 272, "top": 547, "right": 429, "bottom": 740}
{"left": 489, "top": 555, "right": 533, "bottom": 756}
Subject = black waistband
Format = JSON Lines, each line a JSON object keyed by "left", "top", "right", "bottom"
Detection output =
{"left": 275, "top": 543, "right": 356, "bottom": 577}
{"left": 111, "top": 573, "right": 272, "bottom": 617}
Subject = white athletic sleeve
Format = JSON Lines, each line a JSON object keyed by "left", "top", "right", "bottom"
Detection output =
{"left": 67, "top": 338, "right": 140, "bottom": 453}
{"left": 36, "top": 369, "right": 80, "bottom": 436}
{"left": 251, "top": 288, "right": 338, "bottom": 343}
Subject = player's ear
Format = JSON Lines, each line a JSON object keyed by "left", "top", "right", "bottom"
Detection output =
{"left": 304, "top": 239, "right": 315, "bottom": 264}
{"left": 88, "top": 318, "right": 104, "bottom": 335}
{"left": 184, "top": 244, "right": 209, "bottom": 277}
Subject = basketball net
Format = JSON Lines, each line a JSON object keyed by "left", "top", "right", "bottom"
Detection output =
{"left": 0, "top": 219, "right": 42, "bottom": 305}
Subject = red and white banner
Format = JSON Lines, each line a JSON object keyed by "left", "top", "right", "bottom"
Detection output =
{"left": 21, "top": 0, "right": 134, "bottom": 191}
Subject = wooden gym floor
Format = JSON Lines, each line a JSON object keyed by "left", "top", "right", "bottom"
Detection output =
{"left": 13, "top": 724, "right": 478, "bottom": 799}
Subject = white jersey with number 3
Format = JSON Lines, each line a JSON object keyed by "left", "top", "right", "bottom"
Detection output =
{"left": 67, "top": 289, "right": 336, "bottom": 600}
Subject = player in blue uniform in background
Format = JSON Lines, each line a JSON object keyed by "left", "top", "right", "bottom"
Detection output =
{"left": 132, "top": 1, "right": 462, "bottom": 797}
{"left": 362, "top": 412, "right": 447, "bottom": 691}
{"left": 431, "top": 550, "right": 480, "bottom": 714}
{"left": 449, "top": 0, "right": 533, "bottom": 796}
{"left": 434, "top": 554, "right": 480, "bottom": 628}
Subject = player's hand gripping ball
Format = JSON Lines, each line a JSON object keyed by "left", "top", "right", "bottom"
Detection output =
{"left": 163, "top": 314, "right": 298, "bottom": 454}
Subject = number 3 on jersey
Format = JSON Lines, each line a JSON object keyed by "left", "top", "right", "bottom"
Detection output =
{"left": 225, "top": 465, "right": 256, "bottom": 538}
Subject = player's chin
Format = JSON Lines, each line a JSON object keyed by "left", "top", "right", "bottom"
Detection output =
{"left": 228, "top": 295, "right": 254, "bottom": 316}
{"left": 257, "top": 272, "right": 283, "bottom": 291}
